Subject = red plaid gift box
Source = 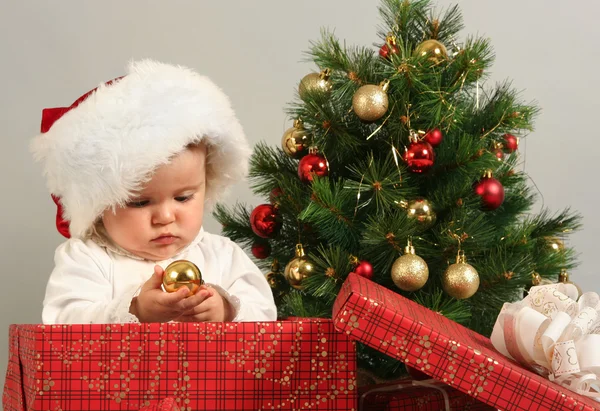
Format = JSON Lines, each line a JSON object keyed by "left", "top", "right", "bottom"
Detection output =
{"left": 358, "top": 378, "right": 496, "bottom": 410}
{"left": 3, "top": 320, "right": 357, "bottom": 411}
{"left": 333, "top": 273, "right": 600, "bottom": 411}
{"left": 138, "top": 397, "right": 179, "bottom": 411}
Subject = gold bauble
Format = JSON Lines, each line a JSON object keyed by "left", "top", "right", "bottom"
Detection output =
{"left": 281, "top": 119, "right": 310, "bottom": 158}
{"left": 530, "top": 272, "right": 553, "bottom": 287}
{"left": 265, "top": 259, "right": 285, "bottom": 289}
{"left": 162, "top": 260, "right": 203, "bottom": 294}
{"left": 400, "top": 198, "right": 436, "bottom": 228}
{"left": 524, "top": 271, "right": 554, "bottom": 297}
{"left": 266, "top": 271, "right": 286, "bottom": 289}
{"left": 546, "top": 237, "right": 564, "bottom": 252}
{"left": 299, "top": 69, "right": 332, "bottom": 99}
{"left": 284, "top": 244, "right": 315, "bottom": 290}
{"left": 391, "top": 240, "right": 429, "bottom": 291}
{"left": 442, "top": 252, "right": 479, "bottom": 299}
{"left": 352, "top": 80, "right": 390, "bottom": 122}
{"left": 415, "top": 39, "right": 448, "bottom": 63}
{"left": 559, "top": 269, "right": 583, "bottom": 297}
{"left": 265, "top": 259, "right": 288, "bottom": 302}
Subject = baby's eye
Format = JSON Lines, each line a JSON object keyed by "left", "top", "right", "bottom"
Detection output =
{"left": 127, "top": 200, "right": 150, "bottom": 208}
{"left": 175, "top": 195, "right": 193, "bottom": 203}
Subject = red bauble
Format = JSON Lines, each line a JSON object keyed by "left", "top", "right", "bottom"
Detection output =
{"left": 494, "top": 148, "right": 504, "bottom": 161}
{"left": 404, "top": 141, "right": 435, "bottom": 173}
{"left": 354, "top": 261, "right": 374, "bottom": 279}
{"left": 504, "top": 134, "right": 519, "bottom": 152}
{"left": 474, "top": 176, "right": 505, "bottom": 210}
{"left": 298, "top": 152, "right": 329, "bottom": 183}
{"left": 379, "top": 43, "right": 399, "bottom": 59}
{"left": 270, "top": 187, "right": 283, "bottom": 204}
{"left": 251, "top": 241, "right": 271, "bottom": 259}
{"left": 424, "top": 128, "right": 443, "bottom": 147}
{"left": 250, "top": 204, "right": 282, "bottom": 238}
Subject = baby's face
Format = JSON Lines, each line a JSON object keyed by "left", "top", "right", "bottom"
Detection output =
{"left": 102, "top": 145, "right": 206, "bottom": 261}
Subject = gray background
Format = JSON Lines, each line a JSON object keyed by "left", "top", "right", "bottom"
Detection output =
{"left": 0, "top": 0, "right": 597, "bottom": 390}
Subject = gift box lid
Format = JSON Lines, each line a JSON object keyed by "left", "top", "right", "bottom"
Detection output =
{"left": 332, "top": 273, "right": 600, "bottom": 411}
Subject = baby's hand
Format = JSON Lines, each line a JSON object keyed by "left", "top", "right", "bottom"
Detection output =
{"left": 130, "top": 265, "right": 213, "bottom": 323}
{"left": 177, "top": 287, "right": 234, "bottom": 322}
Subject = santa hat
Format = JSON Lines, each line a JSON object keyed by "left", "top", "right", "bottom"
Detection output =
{"left": 31, "top": 59, "right": 250, "bottom": 239}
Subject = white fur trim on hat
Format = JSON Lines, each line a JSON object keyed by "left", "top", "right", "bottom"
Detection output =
{"left": 31, "top": 59, "right": 250, "bottom": 238}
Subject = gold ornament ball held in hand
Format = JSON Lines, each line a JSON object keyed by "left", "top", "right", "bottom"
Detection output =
{"left": 162, "top": 260, "right": 204, "bottom": 295}
{"left": 442, "top": 251, "right": 479, "bottom": 299}
{"left": 391, "top": 240, "right": 429, "bottom": 292}
{"left": 284, "top": 244, "right": 315, "bottom": 290}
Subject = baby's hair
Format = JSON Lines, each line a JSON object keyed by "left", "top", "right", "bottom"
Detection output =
{"left": 185, "top": 141, "right": 215, "bottom": 204}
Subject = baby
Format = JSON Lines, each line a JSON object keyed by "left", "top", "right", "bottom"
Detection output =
{"left": 31, "top": 59, "right": 277, "bottom": 324}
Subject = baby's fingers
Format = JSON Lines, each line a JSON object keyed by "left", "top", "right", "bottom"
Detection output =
{"left": 159, "top": 287, "right": 190, "bottom": 305}
{"left": 178, "top": 288, "right": 212, "bottom": 311}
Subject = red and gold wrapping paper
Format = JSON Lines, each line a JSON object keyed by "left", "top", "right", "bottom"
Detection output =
{"left": 3, "top": 321, "right": 357, "bottom": 411}
{"left": 138, "top": 397, "right": 179, "bottom": 411}
{"left": 333, "top": 273, "right": 599, "bottom": 411}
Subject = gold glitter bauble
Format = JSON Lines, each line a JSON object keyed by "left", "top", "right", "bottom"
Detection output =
{"left": 281, "top": 119, "right": 310, "bottom": 158}
{"left": 559, "top": 269, "right": 583, "bottom": 297}
{"left": 442, "top": 252, "right": 479, "bottom": 299}
{"left": 415, "top": 39, "right": 448, "bottom": 63}
{"left": 391, "top": 240, "right": 429, "bottom": 292}
{"left": 352, "top": 80, "right": 390, "bottom": 122}
{"left": 299, "top": 69, "right": 332, "bottom": 99}
{"left": 162, "top": 260, "right": 203, "bottom": 294}
{"left": 284, "top": 244, "right": 315, "bottom": 290}
{"left": 400, "top": 198, "right": 436, "bottom": 229}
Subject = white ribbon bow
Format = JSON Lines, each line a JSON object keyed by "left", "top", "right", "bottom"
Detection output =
{"left": 491, "top": 283, "right": 600, "bottom": 401}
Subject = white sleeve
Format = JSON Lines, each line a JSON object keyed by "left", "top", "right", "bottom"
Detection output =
{"left": 213, "top": 241, "right": 277, "bottom": 322}
{"left": 42, "top": 240, "right": 140, "bottom": 324}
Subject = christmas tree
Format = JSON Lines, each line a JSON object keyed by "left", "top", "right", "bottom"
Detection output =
{"left": 215, "top": 0, "right": 581, "bottom": 378}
